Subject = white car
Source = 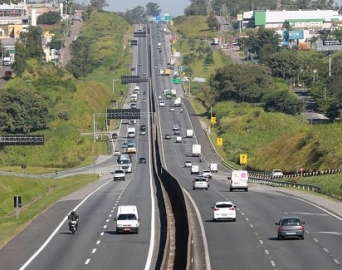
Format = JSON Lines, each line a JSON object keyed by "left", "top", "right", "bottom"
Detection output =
{"left": 193, "top": 177, "right": 209, "bottom": 190}
{"left": 185, "top": 160, "right": 192, "bottom": 167}
{"left": 159, "top": 100, "right": 165, "bottom": 107}
{"left": 213, "top": 201, "right": 236, "bottom": 222}
{"left": 271, "top": 169, "right": 284, "bottom": 178}
{"left": 113, "top": 150, "right": 121, "bottom": 156}
{"left": 169, "top": 108, "right": 175, "bottom": 112}
{"left": 201, "top": 170, "right": 212, "bottom": 179}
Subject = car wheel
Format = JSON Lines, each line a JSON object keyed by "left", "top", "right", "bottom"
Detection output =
{"left": 300, "top": 235, "right": 304, "bottom": 240}
{"left": 136, "top": 228, "right": 139, "bottom": 234}
{"left": 114, "top": 179, "right": 116, "bottom": 181}
{"left": 123, "top": 178, "right": 126, "bottom": 181}
{"left": 193, "top": 187, "right": 195, "bottom": 190}
{"left": 206, "top": 188, "right": 208, "bottom": 190}
{"left": 213, "top": 218, "right": 216, "bottom": 222}
{"left": 278, "top": 234, "right": 283, "bottom": 240}
{"left": 232, "top": 218, "right": 236, "bottom": 222}
{"left": 245, "top": 188, "right": 248, "bottom": 192}
{"left": 230, "top": 188, "right": 233, "bottom": 192}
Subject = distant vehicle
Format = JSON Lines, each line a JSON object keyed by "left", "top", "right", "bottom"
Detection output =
{"left": 159, "top": 100, "right": 165, "bottom": 107}
{"left": 186, "top": 129, "right": 194, "bottom": 138}
{"left": 192, "top": 144, "right": 201, "bottom": 157}
{"left": 127, "top": 127, "right": 136, "bottom": 138}
{"left": 174, "top": 97, "right": 181, "bottom": 107}
{"left": 210, "top": 163, "right": 218, "bottom": 173}
{"left": 192, "top": 177, "right": 209, "bottom": 190}
{"left": 193, "top": 77, "right": 206, "bottom": 83}
{"left": 113, "top": 150, "right": 121, "bottom": 156}
{"left": 213, "top": 37, "right": 219, "bottom": 45}
{"left": 3, "top": 57, "right": 11, "bottom": 66}
{"left": 271, "top": 169, "right": 284, "bottom": 178}
{"left": 212, "top": 201, "right": 236, "bottom": 222}
{"left": 185, "top": 160, "right": 192, "bottom": 167}
{"left": 155, "top": 65, "right": 157, "bottom": 69}
{"left": 172, "top": 125, "right": 179, "bottom": 131}
{"left": 159, "top": 49, "right": 162, "bottom": 53}
{"left": 175, "top": 136, "right": 182, "bottom": 143}
{"left": 169, "top": 108, "right": 175, "bottom": 112}
{"left": 4, "top": 70, "right": 13, "bottom": 80}
{"left": 142, "top": 98, "right": 146, "bottom": 102}
{"left": 164, "top": 134, "right": 171, "bottom": 139}
{"left": 201, "top": 170, "right": 212, "bottom": 179}
{"left": 157, "top": 42, "right": 161, "bottom": 49}
{"left": 191, "top": 165, "right": 199, "bottom": 175}
{"left": 158, "top": 96, "right": 162, "bottom": 99}
{"left": 228, "top": 170, "right": 248, "bottom": 192}
{"left": 275, "top": 216, "right": 305, "bottom": 240}
{"left": 130, "top": 103, "right": 137, "bottom": 109}
{"left": 140, "top": 125, "right": 146, "bottom": 135}
{"left": 139, "top": 157, "right": 146, "bottom": 164}
{"left": 139, "top": 63, "right": 142, "bottom": 66}
{"left": 113, "top": 169, "right": 126, "bottom": 181}
{"left": 122, "top": 142, "right": 128, "bottom": 148}
{"left": 126, "top": 142, "right": 137, "bottom": 154}
{"left": 142, "top": 72, "right": 146, "bottom": 75}
{"left": 112, "top": 133, "right": 118, "bottom": 139}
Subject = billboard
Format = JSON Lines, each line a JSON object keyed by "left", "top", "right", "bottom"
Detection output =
{"left": 289, "top": 30, "right": 304, "bottom": 40}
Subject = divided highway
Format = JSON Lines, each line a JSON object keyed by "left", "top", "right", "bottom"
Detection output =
{"left": 151, "top": 22, "right": 342, "bottom": 270}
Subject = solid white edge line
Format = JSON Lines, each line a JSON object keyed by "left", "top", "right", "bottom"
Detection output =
{"left": 182, "top": 189, "right": 211, "bottom": 270}
{"left": 19, "top": 179, "right": 113, "bottom": 270}
{"left": 144, "top": 32, "right": 155, "bottom": 270}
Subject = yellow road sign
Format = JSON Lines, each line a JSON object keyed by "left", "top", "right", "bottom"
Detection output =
{"left": 217, "top": 138, "right": 223, "bottom": 146}
{"left": 211, "top": 117, "right": 216, "bottom": 124}
{"left": 240, "top": 154, "right": 247, "bottom": 165}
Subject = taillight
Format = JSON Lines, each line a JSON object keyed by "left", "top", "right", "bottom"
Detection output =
{"left": 229, "top": 207, "right": 235, "bottom": 210}
{"left": 214, "top": 208, "right": 220, "bottom": 211}
{"left": 279, "top": 226, "right": 284, "bottom": 231}
{"left": 299, "top": 225, "right": 304, "bottom": 230}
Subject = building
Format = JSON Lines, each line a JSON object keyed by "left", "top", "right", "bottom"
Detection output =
{"left": 242, "top": 10, "right": 342, "bottom": 29}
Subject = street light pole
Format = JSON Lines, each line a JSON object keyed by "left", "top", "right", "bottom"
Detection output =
{"left": 112, "top": 78, "right": 115, "bottom": 94}
{"left": 313, "top": 69, "right": 317, "bottom": 83}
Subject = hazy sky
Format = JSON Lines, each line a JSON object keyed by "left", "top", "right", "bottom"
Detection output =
{"left": 104, "top": 0, "right": 190, "bottom": 17}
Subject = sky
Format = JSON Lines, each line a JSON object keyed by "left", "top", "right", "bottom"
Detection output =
{"left": 103, "top": 0, "right": 191, "bottom": 17}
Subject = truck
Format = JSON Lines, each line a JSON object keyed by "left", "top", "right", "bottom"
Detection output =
{"left": 133, "top": 85, "right": 140, "bottom": 95}
{"left": 171, "top": 89, "right": 177, "bottom": 97}
{"left": 165, "top": 91, "right": 172, "bottom": 99}
{"left": 191, "top": 165, "right": 199, "bottom": 175}
{"left": 228, "top": 170, "right": 249, "bottom": 192}
{"left": 165, "top": 69, "right": 170, "bottom": 76}
{"left": 192, "top": 144, "right": 201, "bottom": 157}
{"left": 193, "top": 77, "right": 206, "bottom": 83}
{"left": 127, "top": 127, "right": 136, "bottom": 138}
{"left": 4, "top": 70, "right": 13, "bottom": 80}
{"left": 157, "top": 42, "right": 161, "bottom": 49}
{"left": 213, "top": 38, "right": 219, "bottom": 45}
{"left": 159, "top": 68, "right": 164, "bottom": 75}
{"left": 210, "top": 163, "right": 218, "bottom": 173}
{"left": 174, "top": 97, "right": 181, "bottom": 107}
{"left": 186, "top": 129, "right": 194, "bottom": 138}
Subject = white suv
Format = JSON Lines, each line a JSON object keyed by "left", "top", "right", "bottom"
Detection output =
{"left": 201, "top": 170, "right": 212, "bottom": 179}
{"left": 271, "top": 169, "right": 284, "bottom": 178}
{"left": 213, "top": 201, "right": 236, "bottom": 222}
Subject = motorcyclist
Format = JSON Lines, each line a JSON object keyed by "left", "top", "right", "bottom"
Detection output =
{"left": 199, "top": 155, "right": 202, "bottom": 162}
{"left": 68, "top": 210, "right": 79, "bottom": 229}
{"left": 180, "top": 108, "right": 183, "bottom": 113}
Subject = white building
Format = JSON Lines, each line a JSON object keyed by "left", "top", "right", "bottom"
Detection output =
{"left": 242, "top": 10, "right": 342, "bottom": 29}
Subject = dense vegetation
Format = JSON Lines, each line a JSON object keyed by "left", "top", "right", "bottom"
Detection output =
{"left": 0, "top": 9, "right": 131, "bottom": 168}
{"left": 174, "top": 15, "right": 342, "bottom": 173}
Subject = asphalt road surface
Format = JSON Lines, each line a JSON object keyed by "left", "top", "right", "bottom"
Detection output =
{"left": 151, "top": 22, "right": 342, "bottom": 270}
{"left": 0, "top": 28, "right": 160, "bottom": 270}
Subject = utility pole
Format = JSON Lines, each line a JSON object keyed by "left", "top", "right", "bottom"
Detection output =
{"left": 328, "top": 54, "right": 332, "bottom": 76}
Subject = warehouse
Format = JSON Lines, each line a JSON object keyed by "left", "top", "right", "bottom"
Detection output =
{"left": 242, "top": 10, "right": 342, "bottom": 29}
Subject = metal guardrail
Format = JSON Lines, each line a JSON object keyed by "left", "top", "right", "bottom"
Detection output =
{"left": 0, "top": 171, "right": 53, "bottom": 179}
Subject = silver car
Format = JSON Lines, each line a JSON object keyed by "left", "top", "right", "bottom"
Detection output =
{"left": 275, "top": 216, "right": 305, "bottom": 240}
{"left": 193, "top": 177, "right": 209, "bottom": 190}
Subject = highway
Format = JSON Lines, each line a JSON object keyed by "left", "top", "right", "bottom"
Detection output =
{"left": 0, "top": 27, "right": 159, "bottom": 270}
{"left": 151, "top": 22, "right": 342, "bottom": 270}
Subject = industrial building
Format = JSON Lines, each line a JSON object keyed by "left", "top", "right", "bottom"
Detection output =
{"left": 242, "top": 10, "right": 342, "bottom": 29}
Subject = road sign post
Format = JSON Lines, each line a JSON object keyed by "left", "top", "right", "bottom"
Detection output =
{"left": 14, "top": 195, "right": 22, "bottom": 219}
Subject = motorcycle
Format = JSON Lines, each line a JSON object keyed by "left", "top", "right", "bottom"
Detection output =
{"left": 199, "top": 156, "right": 203, "bottom": 162}
{"left": 69, "top": 220, "right": 78, "bottom": 234}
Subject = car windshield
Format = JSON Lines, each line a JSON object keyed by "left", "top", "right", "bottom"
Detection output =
{"left": 195, "top": 178, "right": 206, "bottom": 182}
{"left": 115, "top": 170, "right": 124, "bottom": 174}
{"left": 118, "top": 214, "right": 137, "bottom": 220}
{"left": 216, "top": 204, "right": 233, "bottom": 208}
{"left": 282, "top": 218, "right": 300, "bottom": 226}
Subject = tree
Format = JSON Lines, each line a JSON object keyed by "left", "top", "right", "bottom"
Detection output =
{"left": 90, "top": 0, "right": 108, "bottom": 10}
{"left": 263, "top": 90, "right": 302, "bottom": 115}
{"left": 259, "top": 44, "right": 279, "bottom": 64}
{"left": 204, "top": 52, "right": 214, "bottom": 65}
{"left": 12, "top": 42, "right": 27, "bottom": 77}
{"left": 246, "top": 28, "right": 280, "bottom": 55}
{"left": 66, "top": 38, "right": 93, "bottom": 78}
{"left": 0, "top": 88, "right": 53, "bottom": 133}
{"left": 184, "top": 0, "right": 208, "bottom": 15}
{"left": 20, "top": 26, "right": 45, "bottom": 61}
{"left": 207, "top": 11, "right": 218, "bottom": 30}
{"left": 123, "top": 6, "right": 146, "bottom": 24}
{"left": 145, "top": 2, "right": 161, "bottom": 17}
{"left": 37, "top": 11, "right": 61, "bottom": 25}
{"left": 267, "top": 50, "right": 301, "bottom": 79}
{"left": 209, "top": 64, "right": 275, "bottom": 103}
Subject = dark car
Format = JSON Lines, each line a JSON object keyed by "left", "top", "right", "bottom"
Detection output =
{"left": 140, "top": 125, "right": 146, "bottom": 131}
{"left": 275, "top": 216, "right": 305, "bottom": 240}
{"left": 112, "top": 133, "right": 118, "bottom": 139}
{"left": 139, "top": 157, "right": 146, "bottom": 164}
{"left": 164, "top": 134, "right": 171, "bottom": 139}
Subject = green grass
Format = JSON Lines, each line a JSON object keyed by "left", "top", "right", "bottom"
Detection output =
{"left": 0, "top": 174, "right": 99, "bottom": 248}
{"left": 173, "top": 16, "right": 216, "bottom": 40}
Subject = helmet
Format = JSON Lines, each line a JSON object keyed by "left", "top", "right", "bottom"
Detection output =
{"left": 71, "top": 211, "right": 76, "bottom": 215}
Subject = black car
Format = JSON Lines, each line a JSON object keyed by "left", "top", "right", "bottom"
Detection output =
{"left": 140, "top": 125, "right": 146, "bottom": 131}
{"left": 112, "top": 133, "right": 118, "bottom": 139}
{"left": 139, "top": 157, "right": 146, "bottom": 164}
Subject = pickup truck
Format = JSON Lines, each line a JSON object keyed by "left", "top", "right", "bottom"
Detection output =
{"left": 113, "top": 169, "right": 126, "bottom": 181}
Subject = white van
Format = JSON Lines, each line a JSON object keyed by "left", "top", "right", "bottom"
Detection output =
{"left": 229, "top": 170, "right": 248, "bottom": 192}
{"left": 115, "top": 205, "right": 140, "bottom": 234}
